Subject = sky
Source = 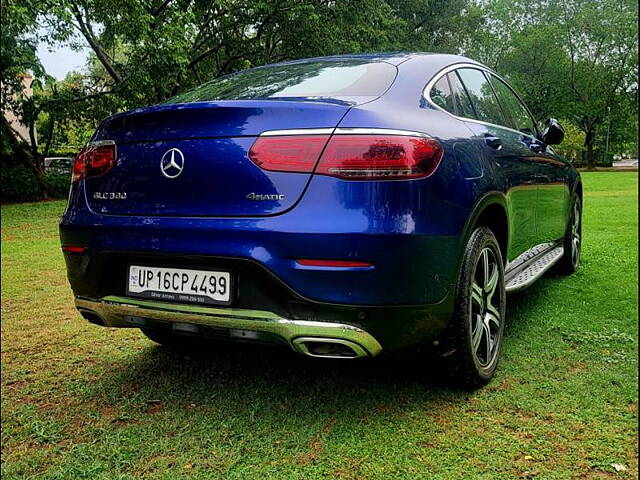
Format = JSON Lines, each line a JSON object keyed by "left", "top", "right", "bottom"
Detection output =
{"left": 37, "top": 43, "right": 89, "bottom": 80}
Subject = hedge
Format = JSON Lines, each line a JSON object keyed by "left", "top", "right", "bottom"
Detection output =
{"left": 42, "top": 173, "right": 71, "bottom": 199}
{"left": 1, "top": 164, "right": 70, "bottom": 202}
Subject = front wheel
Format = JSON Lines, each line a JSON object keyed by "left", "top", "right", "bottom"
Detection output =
{"left": 441, "top": 227, "right": 506, "bottom": 388}
{"left": 555, "top": 195, "right": 582, "bottom": 275}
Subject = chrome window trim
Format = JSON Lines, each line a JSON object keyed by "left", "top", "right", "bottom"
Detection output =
{"left": 260, "top": 127, "right": 431, "bottom": 138}
{"left": 423, "top": 63, "right": 541, "bottom": 141}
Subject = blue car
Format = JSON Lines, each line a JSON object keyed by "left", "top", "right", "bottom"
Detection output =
{"left": 60, "top": 53, "right": 582, "bottom": 387}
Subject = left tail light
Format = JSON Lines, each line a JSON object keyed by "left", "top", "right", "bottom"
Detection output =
{"left": 72, "top": 140, "right": 116, "bottom": 183}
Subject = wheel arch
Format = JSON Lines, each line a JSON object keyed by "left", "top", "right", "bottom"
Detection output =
{"left": 574, "top": 177, "right": 583, "bottom": 202}
{"left": 461, "top": 192, "right": 510, "bottom": 264}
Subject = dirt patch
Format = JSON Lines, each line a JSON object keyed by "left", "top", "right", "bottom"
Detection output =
{"left": 568, "top": 362, "right": 587, "bottom": 376}
{"left": 574, "top": 471, "right": 618, "bottom": 479}
{"left": 298, "top": 417, "right": 336, "bottom": 465}
{"left": 144, "top": 399, "right": 164, "bottom": 415}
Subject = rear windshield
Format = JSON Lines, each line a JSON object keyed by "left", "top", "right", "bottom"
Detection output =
{"left": 165, "top": 60, "right": 397, "bottom": 103}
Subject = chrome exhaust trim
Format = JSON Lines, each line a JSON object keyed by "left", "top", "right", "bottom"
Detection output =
{"left": 75, "top": 295, "right": 383, "bottom": 358}
{"left": 292, "top": 337, "right": 368, "bottom": 359}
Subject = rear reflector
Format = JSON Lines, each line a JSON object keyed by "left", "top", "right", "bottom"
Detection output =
{"left": 62, "top": 246, "right": 87, "bottom": 254}
{"left": 296, "top": 259, "right": 372, "bottom": 268}
{"left": 248, "top": 133, "right": 442, "bottom": 180}
{"left": 72, "top": 141, "right": 116, "bottom": 183}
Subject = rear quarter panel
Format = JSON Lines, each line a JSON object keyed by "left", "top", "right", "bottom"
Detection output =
{"left": 329, "top": 56, "right": 509, "bottom": 285}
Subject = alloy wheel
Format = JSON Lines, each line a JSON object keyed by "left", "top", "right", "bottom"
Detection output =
{"left": 571, "top": 201, "right": 581, "bottom": 267}
{"left": 470, "top": 247, "right": 502, "bottom": 368}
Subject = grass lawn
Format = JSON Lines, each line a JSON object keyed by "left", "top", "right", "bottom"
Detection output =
{"left": 1, "top": 172, "right": 637, "bottom": 479}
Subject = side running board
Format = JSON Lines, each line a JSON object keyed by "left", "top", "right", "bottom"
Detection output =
{"left": 505, "top": 244, "right": 564, "bottom": 293}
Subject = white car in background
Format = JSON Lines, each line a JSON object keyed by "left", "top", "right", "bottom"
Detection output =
{"left": 44, "top": 157, "right": 73, "bottom": 175}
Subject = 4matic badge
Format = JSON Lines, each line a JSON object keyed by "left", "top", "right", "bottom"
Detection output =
{"left": 246, "top": 192, "right": 285, "bottom": 201}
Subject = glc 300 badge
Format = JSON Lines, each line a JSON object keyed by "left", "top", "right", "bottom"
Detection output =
{"left": 246, "top": 192, "right": 285, "bottom": 201}
{"left": 93, "top": 192, "right": 127, "bottom": 200}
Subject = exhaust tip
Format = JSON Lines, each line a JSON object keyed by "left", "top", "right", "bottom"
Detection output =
{"left": 292, "top": 337, "right": 368, "bottom": 359}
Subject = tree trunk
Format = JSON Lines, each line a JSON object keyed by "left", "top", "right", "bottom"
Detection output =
{"left": 43, "top": 115, "right": 56, "bottom": 158}
{"left": 1, "top": 116, "right": 46, "bottom": 199}
{"left": 27, "top": 115, "right": 44, "bottom": 174}
{"left": 1, "top": 116, "right": 36, "bottom": 167}
{"left": 584, "top": 126, "right": 597, "bottom": 167}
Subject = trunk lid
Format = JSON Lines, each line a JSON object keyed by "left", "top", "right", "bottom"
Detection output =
{"left": 85, "top": 100, "right": 350, "bottom": 217}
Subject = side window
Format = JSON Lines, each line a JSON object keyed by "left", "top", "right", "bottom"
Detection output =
{"left": 456, "top": 68, "right": 506, "bottom": 126}
{"left": 449, "top": 72, "right": 476, "bottom": 119}
{"left": 490, "top": 75, "right": 537, "bottom": 136}
{"left": 430, "top": 76, "right": 455, "bottom": 113}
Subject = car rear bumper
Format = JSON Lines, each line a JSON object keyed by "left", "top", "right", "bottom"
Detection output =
{"left": 76, "top": 295, "right": 383, "bottom": 358}
{"left": 61, "top": 176, "right": 464, "bottom": 351}
{"left": 60, "top": 205, "right": 462, "bottom": 307}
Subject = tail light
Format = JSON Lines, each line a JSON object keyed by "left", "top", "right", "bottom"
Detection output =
{"left": 248, "top": 130, "right": 442, "bottom": 180}
{"left": 248, "top": 135, "right": 328, "bottom": 173}
{"left": 72, "top": 141, "right": 116, "bottom": 183}
{"left": 317, "top": 134, "right": 442, "bottom": 180}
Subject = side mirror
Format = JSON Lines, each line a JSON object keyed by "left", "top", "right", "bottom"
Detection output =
{"left": 541, "top": 118, "right": 564, "bottom": 145}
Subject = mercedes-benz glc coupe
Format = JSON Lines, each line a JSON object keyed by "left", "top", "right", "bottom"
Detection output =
{"left": 60, "top": 53, "right": 582, "bottom": 387}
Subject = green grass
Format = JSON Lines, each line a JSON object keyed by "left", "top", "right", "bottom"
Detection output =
{"left": 2, "top": 172, "right": 638, "bottom": 479}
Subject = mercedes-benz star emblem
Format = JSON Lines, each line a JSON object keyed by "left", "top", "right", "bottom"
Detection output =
{"left": 160, "top": 148, "right": 185, "bottom": 178}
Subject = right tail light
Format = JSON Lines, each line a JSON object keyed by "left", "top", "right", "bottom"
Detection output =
{"left": 248, "top": 131, "right": 442, "bottom": 180}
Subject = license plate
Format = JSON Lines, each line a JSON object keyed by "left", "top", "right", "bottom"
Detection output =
{"left": 127, "top": 265, "right": 231, "bottom": 305}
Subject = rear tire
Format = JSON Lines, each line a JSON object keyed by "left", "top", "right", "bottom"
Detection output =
{"left": 555, "top": 195, "right": 582, "bottom": 275}
{"left": 441, "top": 227, "right": 506, "bottom": 389}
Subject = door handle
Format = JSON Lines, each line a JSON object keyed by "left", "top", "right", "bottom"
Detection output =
{"left": 529, "top": 141, "right": 546, "bottom": 153}
{"left": 484, "top": 134, "right": 502, "bottom": 150}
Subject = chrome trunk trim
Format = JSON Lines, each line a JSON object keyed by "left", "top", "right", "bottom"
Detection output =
{"left": 259, "top": 128, "right": 334, "bottom": 136}
{"left": 87, "top": 139, "right": 116, "bottom": 147}
{"left": 333, "top": 128, "right": 431, "bottom": 137}
{"left": 258, "top": 127, "right": 430, "bottom": 138}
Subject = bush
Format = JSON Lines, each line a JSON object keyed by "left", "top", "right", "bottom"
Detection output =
{"left": 42, "top": 173, "right": 71, "bottom": 199}
{"left": 0, "top": 164, "right": 71, "bottom": 202}
{"left": 555, "top": 120, "right": 585, "bottom": 163}
{"left": 0, "top": 163, "right": 43, "bottom": 202}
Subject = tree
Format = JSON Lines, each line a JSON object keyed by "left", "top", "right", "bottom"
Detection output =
{"left": 3, "top": 0, "right": 481, "bottom": 200}
{"left": 11, "top": 0, "right": 636, "bottom": 173}
{"left": 553, "top": 0, "right": 638, "bottom": 165}
{"left": 32, "top": 0, "right": 480, "bottom": 106}
{"left": 1, "top": 0, "right": 47, "bottom": 169}
{"left": 36, "top": 72, "right": 108, "bottom": 155}
{"left": 34, "top": 0, "right": 401, "bottom": 106}
{"left": 553, "top": 120, "right": 585, "bottom": 163}
{"left": 464, "top": 0, "right": 638, "bottom": 166}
